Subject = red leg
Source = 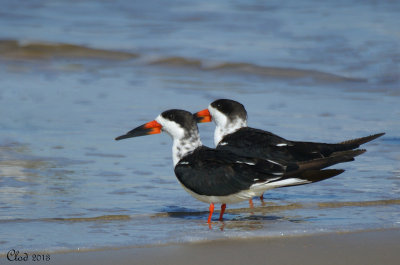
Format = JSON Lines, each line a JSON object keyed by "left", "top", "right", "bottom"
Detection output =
{"left": 249, "top": 199, "right": 254, "bottom": 208}
{"left": 207, "top": 203, "right": 214, "bottom": 224}
{"left": 219, "top": 204, "right": 226, "bottom": 221}
{"left": 260, "top": 194, "right": 264, "bottom": 202}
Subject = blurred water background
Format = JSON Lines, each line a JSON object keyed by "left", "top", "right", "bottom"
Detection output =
{"left": 0, "top": 0, "right": 399, "bottom": 252}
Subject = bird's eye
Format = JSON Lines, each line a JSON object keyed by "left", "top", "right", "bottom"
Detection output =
{"left": 169, "top": 114, "right": 175, "bottom": 119}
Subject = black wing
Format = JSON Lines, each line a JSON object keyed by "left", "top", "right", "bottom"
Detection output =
{"left": 217, "top": 127, "right": 383, "bottom": 161}
{"left": 174, "top": 146, "right": 287, "bottom": 196}
{"left": 216, "top": 127, "right": 304, "bottom": 161}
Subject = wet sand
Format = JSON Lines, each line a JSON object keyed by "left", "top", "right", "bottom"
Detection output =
{"left": 48, "top": 228, "right": 400, "bottom": 265}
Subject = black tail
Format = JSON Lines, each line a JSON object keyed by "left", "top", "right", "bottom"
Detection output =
{"left": 299, "top": 169, "right": 345, "bottom": 183}
{"left": 338, "top": 132, "right": 385, "bottom": 146}
{"left": 275, "top": 169, "right": 345, "bottom": 188}
{"left": 290, "top": 133, "right": 384, "bottom": 160}
{"left": 295, "top": 149, "right": 365, "bottom": 173}
{"left": 324, "top": 133, "right": 385, "bottom": 155}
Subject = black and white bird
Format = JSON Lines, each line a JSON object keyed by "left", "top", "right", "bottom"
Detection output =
{"left": 194, "top": 99, "right": 384, "bottom": 200}
{"left": 115, "top": 109, "right": 364, "bottom": 224}
{"left": 194, "top": 99, "right": 384, "bottom": 162}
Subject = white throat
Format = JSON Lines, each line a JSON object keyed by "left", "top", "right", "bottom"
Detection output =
{"left": 156, "top": 115, "right": 202, "bottom": 167}
{"left": 208, "top": 106, "right": 247, "bottom": 146}
{"left": 172, "top": 134, "right": 201, "bottom": 166}
{"left": 214, "top": 118, "right": 247, "bottom": 146}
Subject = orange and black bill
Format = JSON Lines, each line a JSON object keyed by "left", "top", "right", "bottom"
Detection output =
{"left": 115, "top": 120, "right": 162, "bottom": 141}
{"left": 193, "top": 109, "right": 212, "bottom": 123}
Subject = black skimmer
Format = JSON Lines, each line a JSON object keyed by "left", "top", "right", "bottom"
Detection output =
{"left": 115, "top": 109, "right": 364, "bottom": 225}
{"left": 194, "top": 99, "right": 384, "bottom": 162}
{"left": 194, "top": 99, "right": 384, "bottom": 201}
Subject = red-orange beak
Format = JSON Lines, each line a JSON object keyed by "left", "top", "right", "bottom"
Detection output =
{"left": 115, "top": 120, "right": 162, "bottom": 141}
{"left": 193, "top": 109, "right": 212, "bottom": 123}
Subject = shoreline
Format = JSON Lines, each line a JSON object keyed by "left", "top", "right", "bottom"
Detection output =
{"left": 4, "top": 228, "right": 399, "bottom": 265}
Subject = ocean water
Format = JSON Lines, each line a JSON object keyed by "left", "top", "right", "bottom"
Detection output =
{"left": 0, "top": 0, "right": 399, "bottom": 253}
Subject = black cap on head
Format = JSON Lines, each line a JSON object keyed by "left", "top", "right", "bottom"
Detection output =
{"left": 210, "top": 99, "right": 247, "bottom": 121}
{"left": 161, "top": 109, "right": 198, "bottom": 131}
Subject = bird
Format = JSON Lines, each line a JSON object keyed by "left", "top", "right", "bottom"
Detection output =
{"left": 194, "top": 99, "right": 384, "bottom": 200}
{"left": 194, "top": 99, "right": 384, "bottom": 162}
{"left": 115, "top": 109, "right": 364, "bottom": 225}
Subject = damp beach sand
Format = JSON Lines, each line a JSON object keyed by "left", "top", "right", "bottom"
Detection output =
{"left": 20, "top": 228, "right": 399, "bottom": 265}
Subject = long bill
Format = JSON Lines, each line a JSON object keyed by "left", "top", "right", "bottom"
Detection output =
{"left": 193, "top": 109, "right": 212, "bottom": 123}
{"left": 115, "top": 120, "right": 162, "bottom": 141}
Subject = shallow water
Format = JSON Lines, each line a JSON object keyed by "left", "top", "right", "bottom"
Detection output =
{"left": 0, "top": 0, "right": 399, "bottom": 253}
